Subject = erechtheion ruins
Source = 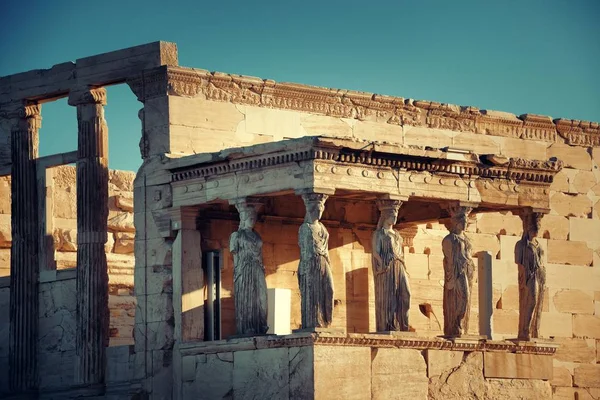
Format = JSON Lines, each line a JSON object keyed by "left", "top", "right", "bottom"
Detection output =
{"left": 0, "top": 41, "right": 599, "bottom": 399}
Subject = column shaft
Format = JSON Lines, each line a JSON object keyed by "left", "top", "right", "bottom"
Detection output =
{"left": 8, "top": 103, "right": 41, "bottom": 392}
{"left": 70, "top": 88, "right": 109, "bottom": 385}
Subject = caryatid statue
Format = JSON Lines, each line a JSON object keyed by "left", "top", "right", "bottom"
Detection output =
{"left": 229, "top": 199, "right": 269, "bottom": 335}
{"left": 515, "top": 210, "right": 546, "bottom": 340}
{"left": 442, "top": 204, "right": 475, "bottom": 337}
{"left": 298, "top": 192, "right": 334, "bottom": 329}
{"left": 372, "top": 199, "right": 411, "bottom": 332}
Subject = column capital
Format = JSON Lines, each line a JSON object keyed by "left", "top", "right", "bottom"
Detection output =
{"left": 0, "top": 101, "right": 41, "bottom": 123}
{"left": 68, "top": 87, "right": 107, "bottom": 106}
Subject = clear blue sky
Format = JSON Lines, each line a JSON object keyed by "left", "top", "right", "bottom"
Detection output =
{"left": 1, "top": 0, "right": 598, "bottom": 172}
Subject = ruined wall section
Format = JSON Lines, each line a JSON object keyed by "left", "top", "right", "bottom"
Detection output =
{"left": 0, "top": 166, "right": 137, "bottom": 349}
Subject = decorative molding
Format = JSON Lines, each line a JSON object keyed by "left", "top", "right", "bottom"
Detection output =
{"left": 129, "top": 66, "right": 598, "bottom": 147}
{"left": 555, "top": 118, "right": 600, "bottom": 146}
{"left": 170, "top": 139, "right": 563, "bottom": 185}
{"left": 178, "top": 333, "right": 558, "bottom": 356}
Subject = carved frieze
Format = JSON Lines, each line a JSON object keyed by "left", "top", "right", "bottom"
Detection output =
{"left": 555, "top": 118, "right": 600, "bottom": 146}
{"left": 126, "top": 66, "right": 598, "bottom": 146}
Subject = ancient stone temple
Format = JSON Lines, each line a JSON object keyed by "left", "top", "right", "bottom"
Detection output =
{"left": 0, "top": 42, "right": 599, "bottom": 399}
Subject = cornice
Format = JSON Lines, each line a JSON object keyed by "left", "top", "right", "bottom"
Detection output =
{"left": 169, "top": 137, "right": 563, "bottom": 185}
{"left": 131, "top": 66, "right": 598, "bottom": 147}
{"left": 178, "top": 333, "right": 558, "bottom": 356}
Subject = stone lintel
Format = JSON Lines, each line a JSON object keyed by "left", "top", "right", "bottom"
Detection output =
{"left": 0, "top": 41, "right": 178, "bottom": 103}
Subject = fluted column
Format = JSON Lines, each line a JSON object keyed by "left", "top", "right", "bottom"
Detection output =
{"left": 68, "top": 88, "right": 109, "bottom": 385}
{"left": 6, "top": 102, "right": 41, "bottom": 393}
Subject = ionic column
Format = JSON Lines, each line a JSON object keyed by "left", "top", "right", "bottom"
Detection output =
{"left": 6, "top": 102, "right": 41, "bottom": 393}
{"left": 68, "top": 88, "right": 109, "bottom": 385}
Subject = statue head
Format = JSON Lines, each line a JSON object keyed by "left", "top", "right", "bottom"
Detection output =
{"left": 449, "top": 205, "right": 472, "bottom": 234}
{"left": 235, "top": 201, "right": 258, "bottom": 230}
{"left": 302, "top": 193, "right": 328, "bottom": 223}
{"left": 526, "top": 212, "right": 543, "bottom": 240}
{"left": 376, "top": 199, "right": 402, "bottom": 229}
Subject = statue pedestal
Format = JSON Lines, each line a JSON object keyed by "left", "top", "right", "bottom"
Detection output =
{"left": 440, "top": 334, "right": 487, "bottom": 345}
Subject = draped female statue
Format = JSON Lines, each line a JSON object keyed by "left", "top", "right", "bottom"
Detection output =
{"left": 372, "top": 199, "right": 411, "bottom": 332}
{"left": 298, "top": 193, "right": 334, "bottom": 329}
{"left": 515, "top": 210, "right": 546, "bottom": 340}
{"left": 229, "top": 200, "right": 269, "bottom": 335}
{"left": 442, "top": 205, "right": 475, "bottom": 337}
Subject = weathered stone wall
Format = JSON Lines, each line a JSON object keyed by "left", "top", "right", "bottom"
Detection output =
{"left": 178, "top": 335, "right": 554, "bottom": 400}
{"left": 0, "top": 166, "right": 137, "bottom": 349}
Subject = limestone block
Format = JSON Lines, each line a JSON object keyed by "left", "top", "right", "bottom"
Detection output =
{"left": 550, "top": 192, "right": 592, "bottom": 218}
{"left": 403, "top": 126, "right": 454, "bottom": 149}
{"left": 0, "top": 214, "right": 10, "bottom": 248}
{"left": 428, "top": 352, "right": 485, "bottom": 399}
{"left": 553, "top": 289, "right": 595, "bottom": 314}
{"left": 499, "top": 234, "right": 520, "bottom": 261}
{"left": 191, "top": 352, "right": 234, "bottom": 399}
{"left": 405, "top": 253, "right": 430, "bottom": 280}
{"left": 570, "top": 217, "right": 600, "bottom": 250}
{"left": 553, "top": 387, "right": 600, "bottom": 400}
{"left": 372, "top": 348, "right": 428, "bottom": 400}
{"left": 539, "top": 215, "right": 570, "bottom": 240}
{"left": 550, "top": 170, "right": 570, "bottom": 193}
{"left": 497, "top": 136, "right": 548, "bottom": 160}
{"left": 499, "top": 285, "right": 549, "bottom": 312}
{"left": 289, "top": 346, "right": 314, "bottom": 399}
{"left": 353, "top": 120, "right": 403, "bottom": 143}
{"left": 114, "top": 232, "right": 135, "bottom": 254}
{"left": 573, "top": 315, "right": 600, "bottom": 338}
{"left": 453, "top": 132, "right": 500, "bottom": 155}
{"left": 133, "top": 321, "right": 173, "bottom": 352}
{"left": 244, "top": 106, "right": 303, "bottom": 140}
{"left": 540, "top": 312, "right": 573, "bottom": 338}
{"left": 108, "top": 170, "right": 135, "bottom": 192}
{"left": 547, "top": 144, "right": 592, "bottom": 171}
{"left": 105, "top": 233, "right": 115, "bottom": 253}
{"left": 572, "top": 170, "right": 598, "bottom": 194}
{"left": 0, "top": 177, "right": 10, "bottom": 214}
{"left": 570, "top": 265, "right": 600, "bottom": 292}
{"left": 233, "top": 347, "right": 289, "bottom": 400}
{"left": 468, "top": 233, "right": 500, "bottom": 258}
{"left": 485, "top": 379, "right": 552, "bottom": 399}
{"left": 552, "top": 366, "right": 573, "bottom": 387}
{"left": 554, "top": 338, "right": 596, "bottom": 363}
{"left": 108, "top": 212, "right": 135, "bottom": 232}
{"left": 300, "top": 114, "right": 353, "bottom": 138}
{"left": 493, "top": 309, "right": 518, "bottom": 335}
{"left": 573, "top": 364, "right": 600, "bottom": 388}
{"left": 426, "top": 349, "right": 464, "bottom": 378}
{"left": 545, "top": 264, "right": 573, "bottom": 289}
{"left": 314, "top": 345, "right": 371, "bottom": 400}
{"left": 547, "top": 240, "right": 593, "bottom": 266}
{"left": 115, "top": 193, "right": 134, "bottom": 212}
{"left": 475, "top": 212, "right": 522, "bottom": 236}
{"left": 483, "top": 352, "right": 552, "bottom": 379}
